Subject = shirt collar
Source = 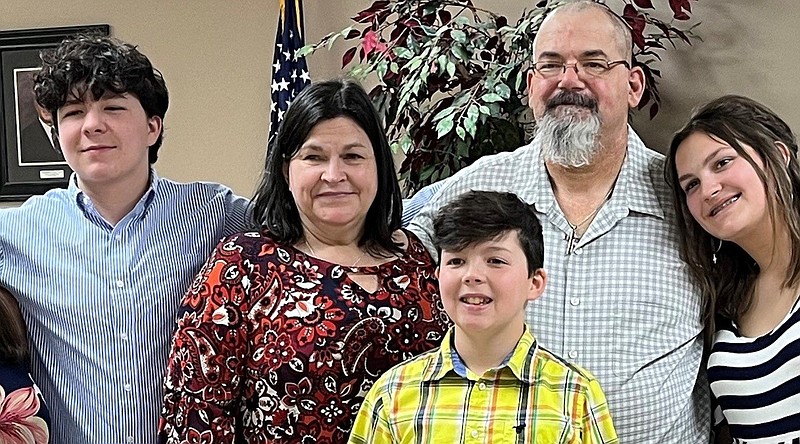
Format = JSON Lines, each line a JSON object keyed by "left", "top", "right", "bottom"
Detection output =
{"left": 425, "top": 326, "right": 539, "bottom": 383}
{"left": 69, "top": 169, "right": 160, "bottom": 225}
{"left": 526, "top": 125, "right": 665, "bottom": 220}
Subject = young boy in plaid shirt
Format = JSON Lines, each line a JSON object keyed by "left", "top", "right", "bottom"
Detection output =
{"left": 349, "top": 190, "right": 618, "bottom": 443}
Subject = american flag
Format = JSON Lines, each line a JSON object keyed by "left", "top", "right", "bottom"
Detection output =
{"left": 269, "top": 0, "right": 311, "bottom": 140}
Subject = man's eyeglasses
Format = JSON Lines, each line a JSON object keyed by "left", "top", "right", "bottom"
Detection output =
{"left": 533, "top": 59, "right": 630, "bottom": 78}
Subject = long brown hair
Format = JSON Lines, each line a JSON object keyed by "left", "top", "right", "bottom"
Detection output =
{"left": 665, "top": 95, "right": 800, "bottom": 343}
{"left": 0, "top": 287, "right": 28, "bottom": 364}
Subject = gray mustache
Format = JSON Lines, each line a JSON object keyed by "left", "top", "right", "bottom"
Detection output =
{"left": 546, "top": 92, "right": 598, "bottom": 112}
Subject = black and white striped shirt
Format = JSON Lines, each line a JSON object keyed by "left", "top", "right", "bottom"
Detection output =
{"left": 708, "top": 297, "right": 800, "bottom": 444}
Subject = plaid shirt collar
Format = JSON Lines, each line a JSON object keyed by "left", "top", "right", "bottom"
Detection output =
{"left": 424, "top": 326, "right": 539, "bottom": 384}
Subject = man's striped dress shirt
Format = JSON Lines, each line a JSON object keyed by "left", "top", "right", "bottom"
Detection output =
{"left": 0, "top": 172, "right": 250, "bottom": 444}
{"left": 349, "top": 327, "right": 618, "bottom": 444}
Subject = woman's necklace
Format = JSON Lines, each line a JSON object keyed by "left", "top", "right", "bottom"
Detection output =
{"left": 304, "top": 239, "right": 367, "bottom": 268}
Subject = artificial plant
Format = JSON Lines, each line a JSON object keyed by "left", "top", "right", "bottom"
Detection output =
{"left": 301, "top": 0, "right": 698, "bottom": 194}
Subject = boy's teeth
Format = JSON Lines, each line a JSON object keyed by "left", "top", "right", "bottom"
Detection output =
{"left": 463, "top": 296, "right": 490, "bottom": 305}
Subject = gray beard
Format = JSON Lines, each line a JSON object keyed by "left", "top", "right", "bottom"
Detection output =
{"left": 537, "top": 109, "right": 601, "bottom": 168}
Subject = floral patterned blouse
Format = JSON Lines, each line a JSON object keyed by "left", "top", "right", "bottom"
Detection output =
{"left": 0, "top": 362, "right": 50, "bottom": 444}
{"left": 159, "top": 229, "right": 449, "bottom": 443}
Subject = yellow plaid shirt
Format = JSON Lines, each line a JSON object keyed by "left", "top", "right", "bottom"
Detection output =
{"left": 349, "top": 327, "right": 618, "bottom": 444}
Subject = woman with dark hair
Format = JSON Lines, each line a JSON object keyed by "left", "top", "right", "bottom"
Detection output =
{"left": 666, "top": 95, "right": 800, "bottom": 443}
{"left": 160, "top": 79, "right": 448, "bottom": 443}
{"left": 0, "top": 288, "right": 50, "bottom": 443}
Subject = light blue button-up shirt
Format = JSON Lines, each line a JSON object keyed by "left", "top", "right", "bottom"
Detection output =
{"left": 0, "top": 171, "right": 251, "bottom": 444}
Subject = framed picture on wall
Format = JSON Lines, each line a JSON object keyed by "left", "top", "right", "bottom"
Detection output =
{"left": 0, "top": 24, "right": 110, "bottom": 201}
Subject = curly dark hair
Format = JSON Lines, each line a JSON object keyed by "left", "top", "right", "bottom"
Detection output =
{"left": 34, "top": 34, "right": 169, "bottom": 163}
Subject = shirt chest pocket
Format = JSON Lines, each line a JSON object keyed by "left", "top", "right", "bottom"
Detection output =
{"left": 527, "top": 419, "right": 573, "bottom": 444}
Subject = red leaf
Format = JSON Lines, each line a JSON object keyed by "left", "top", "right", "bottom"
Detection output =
{"left": 649, "top": 102, "right": 659, "bottom": 120}
{"left": 622, "top": 5, "right": 646, "bottom": 49}
{"left": 365, "top": 0, "right": 389, "bottom": 13}
{"left": 673, "top": 11, "right": 690, "bottom": 20}
{"left": 438, "top": 9, "right": 452, "bottom": 25}
{"left": 633, "top": 0, "right": 655, "bottom": 9}
{"left": 342, "top": 47, "right": 357, "bottom": 68}
{"left": 668, "top": 0, "right": 692, "bottom": 20}
{"left": 352, "top": 11, "right": 376, "bottom": 23}
{"left": 345, "top": 29, "right": 360, "bottom": 39}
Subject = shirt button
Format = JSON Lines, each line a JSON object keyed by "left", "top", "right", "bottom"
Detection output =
{"left": 471, "top": 430, "right": 479, "bottom": 438}
{"left": 124, "top": 383, "right": 132, "bottom": 392}
{"left": 574, "top": 248, "right": 583, "bottom": 255}
{"left": 570, "top": 297, "right": 580, "bottom": 306}
{"left": 115, "top": 235, "right": 122, "bottom": 241}
{"left": 126, "top": 436, "right": 134, "bottom": 444}
{"left": 120, "top": 333, "right": 128, "bottom": 341}
{"left": 568, "top": 350, "right": 578, "bottom": 359}
{"left": 116, "top": 280, "right": 124, "bottom": 288}
{"left": 478, "top": 382, "right": 486, "bottom": 391}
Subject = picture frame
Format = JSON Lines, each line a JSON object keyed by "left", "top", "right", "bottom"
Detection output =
{"left": 0, "top": 24, "right": 110, "bottom": 201}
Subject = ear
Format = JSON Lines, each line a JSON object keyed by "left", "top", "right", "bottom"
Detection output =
{"left": 282, "top": 159, "right": 291, "bottom": 186}
{"left": 146, "top": 115, "right": 163, "bottom": 147}
{"left": 526, "top": 68, "right": 538, "bottom": 109}
{"left": 527, "top": 268, "right": 547, "bottom": 302}
{"left": 627, "top": 65, "right": 646, "bottom": 108}
{"left": 775, "top": 141, "right": 792, "bottom": 167}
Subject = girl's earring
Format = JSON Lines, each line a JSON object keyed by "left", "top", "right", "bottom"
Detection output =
{"left": 712, "top": 237, "right": 722, "bottom": 265}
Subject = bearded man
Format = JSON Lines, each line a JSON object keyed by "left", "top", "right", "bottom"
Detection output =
{"left": 407, "top": 1, "right": 710, "bottom": 442}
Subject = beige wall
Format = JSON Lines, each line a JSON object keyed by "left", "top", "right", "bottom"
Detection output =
{"left": 2, "top": 0, "right": 798, "bottom": 197}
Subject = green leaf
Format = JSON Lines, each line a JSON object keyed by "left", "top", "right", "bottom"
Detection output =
{"left": 451, "top": 30, "right": 467, "bottom": 44}
{"left": 348, "top": 64, "right": 368, "bottom": 79}
{"left": 456, "top": 125, "right": 466, "bottom": 140}
{"left": 325, "top": 33, "right": 341, "bottom": 50}
{"left": 432, "top": 106, "right": 456, "bottom": 121}
{"left": 454, "top": 16, "right": 469, "bottom": 26}
{"left": 436, "top": 118, "right": 454, "bottom": 137}
{"left": 401, "top": 134, "right": 414, "bottom": 154}
{"left": 481, "top": 93, "right": 504, "bottom": 103}
{"left": 407, "top": 57, "right": 423, "bottom": 72}
{"left": 442, "top": 164, "right": 451, "bottom": 179}
{"left": 495, "top": 83, "right": 511, "bottom": 99}
{"left": 296, "top": 44, "right": 316, "bottom": 58}
{"left": 466, "top": 104, "right": 479, "bottom": 120}
{"left": 376, "top": 60, "right": 389, "bottom": 79}
{"left": 452, "top": 93, "right": 471, "bottom": 108}
{"left": 456, "top": 142, "right": 470, "bottom": 158}
{"left": 451, "top": 45, "right": 470, "bottom": 62}
{"left": 394, "top": 47, "right": 413, "bottom": 59}
{"left": 464, "top": 104, "right": 479, "bottom": 136}
{"left": 420, "top": 25, "right": 438, "bottom": 37}
{"left": 339, "top": 26, "right": 354, "bottom": 38}
{"left": 437, "top": 54, "right": 448, "bottom": 73}
{"left": 446, "top": 60, "right": 456, "bottom": 78}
